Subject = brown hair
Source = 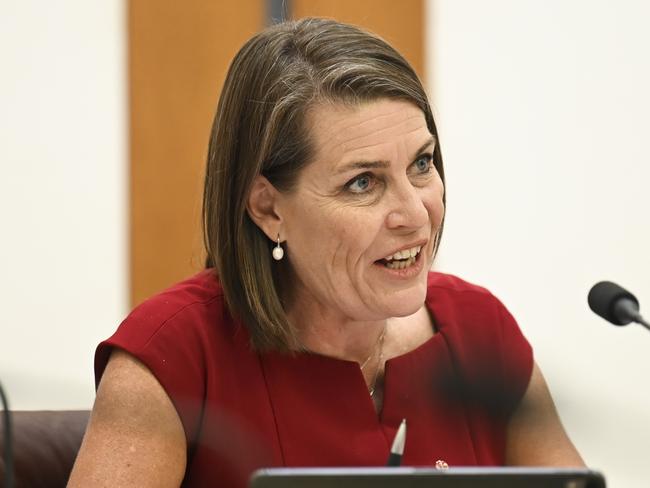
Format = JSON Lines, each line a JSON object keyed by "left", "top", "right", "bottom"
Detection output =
{"left": 202, "top": 18, "right": 445, "bottom": 351}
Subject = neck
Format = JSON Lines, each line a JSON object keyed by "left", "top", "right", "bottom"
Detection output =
{"left": 299, "top": 317, "right": 388, "bottom": 365}
{"left": 287, "top": 299, "right": 388, "bottom": 365}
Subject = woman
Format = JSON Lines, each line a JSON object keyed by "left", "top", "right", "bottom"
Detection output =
{"left": 68, "top": 18, "right": 584, "bottom": 487}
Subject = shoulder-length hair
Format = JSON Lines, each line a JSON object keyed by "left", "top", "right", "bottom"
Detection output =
{"left": 203, "top": 18, "right": 445, "bottom": 351}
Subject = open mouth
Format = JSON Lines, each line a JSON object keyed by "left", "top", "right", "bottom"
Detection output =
{"left": 378, "top": 245, "right": 422, "bottom": 270}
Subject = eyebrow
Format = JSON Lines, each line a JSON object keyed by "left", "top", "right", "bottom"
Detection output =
{"left": 335, "top": 135, "right": 437, "bottom": 175}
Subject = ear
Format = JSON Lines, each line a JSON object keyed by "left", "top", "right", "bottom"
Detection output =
{"left": 246, "top": 175, "right": 282, "bottom": 241}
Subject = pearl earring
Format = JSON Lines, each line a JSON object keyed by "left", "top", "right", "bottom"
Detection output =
{"left": 272, "top": 235, "right": 284, "bottom": 261}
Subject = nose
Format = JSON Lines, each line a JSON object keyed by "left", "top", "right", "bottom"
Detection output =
{"left": 385, "top": 180, "right": 429, "bottom": 231}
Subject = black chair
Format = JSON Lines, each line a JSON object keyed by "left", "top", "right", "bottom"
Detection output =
{"left": 0, "top": 410, "right": 90, "bottom": 488}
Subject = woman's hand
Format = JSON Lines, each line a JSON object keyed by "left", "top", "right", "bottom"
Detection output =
{"left": 67, "top": 349, "right": 186, "bottom": 487}
{"left": 505, "top": 362, "right": 585, "bottom": 466}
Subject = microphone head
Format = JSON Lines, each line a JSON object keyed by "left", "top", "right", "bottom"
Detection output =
{"left": 588, "top": 281, "right": 639, "bottom": 326}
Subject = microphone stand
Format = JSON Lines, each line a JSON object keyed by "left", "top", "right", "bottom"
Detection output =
{"left": 636, "top": 318, "right": 650, "bottom": 331}
{"left": 613, "top": 297, "right": 650, "bottom": 331}
{"left": 0, "top": 381, "right": 13, "bottom": 488}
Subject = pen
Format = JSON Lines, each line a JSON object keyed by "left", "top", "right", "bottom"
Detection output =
{"left": 386, "top": 418, "right": 406, "bottom": 466}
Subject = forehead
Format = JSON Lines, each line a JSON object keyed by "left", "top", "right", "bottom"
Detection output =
{"left": 305, "top": 99, "right": 431, "bottom": 169}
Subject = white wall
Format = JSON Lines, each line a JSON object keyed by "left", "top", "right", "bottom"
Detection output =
{"left": 0, "top": 1, "right": 127, "bottom": 409}
{"left": 428, "top": 1, "right": 650, "bottom": 487}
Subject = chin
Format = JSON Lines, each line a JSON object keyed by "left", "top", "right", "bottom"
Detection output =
{"left": 382, "top": 286, "right": 428, "bottom": 318}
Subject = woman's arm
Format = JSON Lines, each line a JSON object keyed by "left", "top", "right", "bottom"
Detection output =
{"left": 67, "top": 349, "right": 186, "bottom": 487}
{"left": 505, "top": 361, "right": 585, "bottom": 466}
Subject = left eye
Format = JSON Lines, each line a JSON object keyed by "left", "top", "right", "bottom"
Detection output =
{"left": 413, "top": 155, "right": 432, "bottom": 173}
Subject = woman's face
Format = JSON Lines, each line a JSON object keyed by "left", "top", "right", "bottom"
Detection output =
{"left": 277, "top": 98, "right": 445, "bottom": 323}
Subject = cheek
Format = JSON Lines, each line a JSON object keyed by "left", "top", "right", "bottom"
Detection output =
{"left": 430, "top": 195, "right": 445, "bottom": 227}
{"left": 291, "top": 204, "right": 385, "bottom": 273}
{"left": 424, "top": 178, "right": 445, "bottom": 226}
{"left": 328, "top": 209, "right": 384, "bottom": 257}
{"left": 286, "top": 202, "right": 371, "bottom": 258}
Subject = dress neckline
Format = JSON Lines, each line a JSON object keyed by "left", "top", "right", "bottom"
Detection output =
{"left": 286, "top": 289, "right": 444, "bottom": 369}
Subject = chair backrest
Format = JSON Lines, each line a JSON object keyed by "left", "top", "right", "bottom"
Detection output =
{"left": 0, "top": 410, "right": 90, "bottom": 488}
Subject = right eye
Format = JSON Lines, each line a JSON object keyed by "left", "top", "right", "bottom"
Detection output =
{"left": 346, "top": 173, "right": 376, "bottom": 194}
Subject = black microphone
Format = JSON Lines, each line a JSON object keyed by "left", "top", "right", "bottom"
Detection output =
{"left": 588, "top": 281, "right": 650, "bottom": 331}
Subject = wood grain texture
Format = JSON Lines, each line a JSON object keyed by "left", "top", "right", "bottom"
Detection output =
{"left": 292, "top": 0, "right": 425, "bottom": 82}
{"left": 129, "top": 0, "right": 262, "bottom": 306}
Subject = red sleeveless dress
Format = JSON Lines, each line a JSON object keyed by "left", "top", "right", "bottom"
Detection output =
{"left": 95, "top": 271, "right": 532, "bottom": 487}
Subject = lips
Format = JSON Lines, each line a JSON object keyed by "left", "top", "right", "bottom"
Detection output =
{"left": 383, "top": 245, "right": 422, "bottom": 261}
{"left": 376, "top": 244, "right": 424, "bottom": 269}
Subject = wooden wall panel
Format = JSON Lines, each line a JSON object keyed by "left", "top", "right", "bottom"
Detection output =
{"left": 129, "top": 0, "right": 424, "bottom": 307}
{"left": 292, "top": 0, "right": 425, "bottom": 82}
{"left": 129, "top": 0, "right": 263, "bottom": 306}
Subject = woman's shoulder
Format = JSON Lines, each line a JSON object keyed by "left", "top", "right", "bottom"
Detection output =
{"left": 425, "top": 270, "right": 530, "bottom": 357}
{"left": 95, "top": 269, "right": 242, "bottom": 388}
{"left": 426, "top": 271, "right": 495, "bottom": 304}
{"left": 425, "top": 271, "right": 533, "bottom": 419}
{"left": 94, "top": 270, "right": 240, "bottom": 454}
{"left": 123, "top": 269, "right": 227, "bottom": 338}
{"left": 134, "top": 268, "right": 225, "bottom": 315}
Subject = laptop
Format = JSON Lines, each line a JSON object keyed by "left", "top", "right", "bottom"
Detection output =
{"left": 250, "top": 466, "right": 605, "bottom": 488}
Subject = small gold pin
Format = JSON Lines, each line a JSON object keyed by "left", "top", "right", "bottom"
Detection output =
{"left": 434, "top": 459, "right": 449, "bottom": 470}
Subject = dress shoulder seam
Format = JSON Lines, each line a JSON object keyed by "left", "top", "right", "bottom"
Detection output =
{"left": 139, "top": 293, "right": 225, "bottom": 350}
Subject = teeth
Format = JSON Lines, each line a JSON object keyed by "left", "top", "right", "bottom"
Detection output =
{"left": 384, "top": 245, "right": 422, "bottom": 261}
{"left": 385, "top": 256, "right": 416, "bottom": 269}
